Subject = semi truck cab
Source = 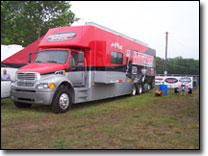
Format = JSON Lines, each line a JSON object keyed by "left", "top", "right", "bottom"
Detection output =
{"left": 11, "top": 48, "right": 86, "bottom": 113}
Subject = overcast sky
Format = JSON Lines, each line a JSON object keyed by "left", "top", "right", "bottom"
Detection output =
{"left": 70, "top": 1, "right": 199, "bottom": 59}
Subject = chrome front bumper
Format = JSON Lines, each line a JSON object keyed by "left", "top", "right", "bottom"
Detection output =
{"left": 11, "top": 88, "right": 55, "bottom": 105}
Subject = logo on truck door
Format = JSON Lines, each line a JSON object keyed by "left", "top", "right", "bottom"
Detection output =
{"left": 46, "top": 31, "right": 77, "bottom": 41}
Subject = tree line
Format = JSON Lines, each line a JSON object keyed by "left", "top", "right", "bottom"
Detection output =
{"left": 1, "top": 1, "right": 199, "bottom": 76}
{"left": 1, "top": 1, "right": 79, "bottom": 47}
{"left": 156, "top": 56, "right": 199, "bottom": 75}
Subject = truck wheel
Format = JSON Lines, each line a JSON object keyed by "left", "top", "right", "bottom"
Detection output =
{"left": 14, "top": 102, "right": 32, "bottom": 108}
{"left": 138, "top": 85, "right": 143, "bottom": 95}
{"left": 131, "top": 85, "right": 137, "bottom": 96}
{"left": 52, "top": 86, "right": 72, "bottom": 113}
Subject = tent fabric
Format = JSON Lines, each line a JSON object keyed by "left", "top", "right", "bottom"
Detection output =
{"left": 1, "top": 37, "right": 43, "bottom": 68}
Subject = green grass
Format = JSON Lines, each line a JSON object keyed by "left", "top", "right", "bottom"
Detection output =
{"left": 1, "top": 88, "right": 199, "bottom": 149}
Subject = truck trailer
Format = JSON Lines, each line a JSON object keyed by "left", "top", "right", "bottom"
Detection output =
{"left": 8, "top": 22, "right": 156, "bottom": 113}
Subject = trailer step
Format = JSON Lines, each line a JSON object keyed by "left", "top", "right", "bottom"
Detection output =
{"left": 78, "top": 95, "right": 88, "bottom": 98}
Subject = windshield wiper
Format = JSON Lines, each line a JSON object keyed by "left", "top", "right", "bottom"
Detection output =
{"left": 35, "top": 60, "right": 42, "bottom": 63}
{"left": 47, "top": 60, "right": 57, "bottom": 63}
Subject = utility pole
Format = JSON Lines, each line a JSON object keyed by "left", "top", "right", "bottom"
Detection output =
{"left": 164, "top": 32, "right": 169, "bottom": 75}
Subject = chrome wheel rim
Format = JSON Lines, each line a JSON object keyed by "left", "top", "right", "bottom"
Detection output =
{"left": 59, "top": 93, "right": 69, "bottom": 110}
{"left": 132, "top": 86, "right": 136, "bottom": 95}
{"left": 139, "top": 87, "right": 142, "bottom": 94}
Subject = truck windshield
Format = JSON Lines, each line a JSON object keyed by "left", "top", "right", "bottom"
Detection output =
{"left": 34, "top": 50, "right": 68, "bottom": 64}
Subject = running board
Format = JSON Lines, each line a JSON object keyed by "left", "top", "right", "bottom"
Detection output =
{"left": 74, "top": 88, "right": 89, "bottom": 103}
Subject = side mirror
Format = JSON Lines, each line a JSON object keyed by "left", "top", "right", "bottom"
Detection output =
{"left": 78, "top": 52, "right": 84, "bottom": 63}
{"left": 28, "top": 53, "right": 31, "bottom": 64}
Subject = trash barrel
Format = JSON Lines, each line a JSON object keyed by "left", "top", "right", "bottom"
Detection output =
{"left": 197, "top": 77, "right": 199, "bottom": 84}
{"left": 159, "top": 84, "right": 168, "bottom": 96}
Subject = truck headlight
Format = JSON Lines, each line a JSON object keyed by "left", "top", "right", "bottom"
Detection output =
{"left": 37, "top": 83, "right": 49, "bottom": 89}
{"left": 37, "top": 83, "right": 55, "bottom": 89}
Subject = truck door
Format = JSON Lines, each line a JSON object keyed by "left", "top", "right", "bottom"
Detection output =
{"left": 69, "top": 51, "right": 86, "bottom": 87}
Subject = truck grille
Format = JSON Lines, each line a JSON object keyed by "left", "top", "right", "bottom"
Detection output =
{"left": 17, "top": 81, "right": 34, "bottom": 87}
{"left": 17, "top": 72, "right": 38, "bottom": 80}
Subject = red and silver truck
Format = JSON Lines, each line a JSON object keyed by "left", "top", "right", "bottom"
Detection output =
{"left": 8, "top": 22, "right": 156, "bottom": 113}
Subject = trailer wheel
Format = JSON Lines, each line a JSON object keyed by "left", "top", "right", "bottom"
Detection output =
{"left": 14, "top": 102, "right": 32, "bottom": 108}
{"left": 151, "top": 81, "right": 155, "bottom": 89}
{"left": 138, "top": 85, "right": 143, "bottom": 95}
{"left": 188, "top": 88, "right": 192, "bottom": 94}
{"left": 52, "top": 86, "right": 72, "bottom": 113}
{"left": 174, "top": 88, "right": 179, "bottom": 94}
{"left": 131, "top": 85, "right": 137, "bottom": 96}
{"left": 142, "top": 84, "right": 145, "bottom": 93}
{"left": 148, "top": 84, "right": 151, "bottom": 90}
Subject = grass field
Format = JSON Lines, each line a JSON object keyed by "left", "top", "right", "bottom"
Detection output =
{"left": 1, "top": 88, "right": 199, "bottom": 149}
